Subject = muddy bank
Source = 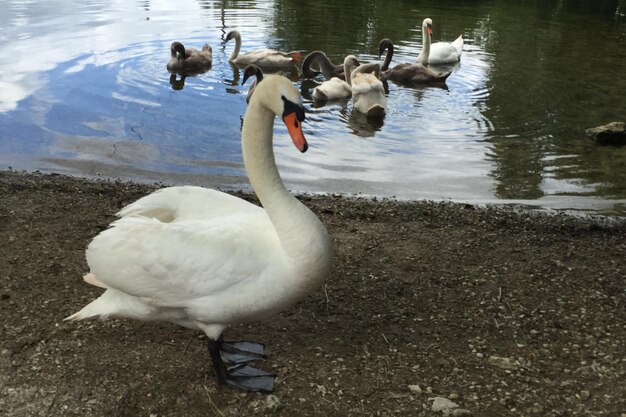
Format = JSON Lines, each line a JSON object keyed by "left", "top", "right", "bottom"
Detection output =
{"left": 1, "top": 170, "right": 625, "bottom": 416}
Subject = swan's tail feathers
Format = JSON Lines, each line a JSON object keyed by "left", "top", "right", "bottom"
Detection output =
{"left": 452, "top": 35, "right": 464, "bottom": 54}
{"left": 83, "top": 272, "right": 108, "bottom": 289}
{"left": 64, "top": 290, "right": 152, "bottom": 322}
{"left": 288, "top": 51, "right": 302, "bottom": 62}
{"left": 440, "top": 70, "right": 453, "bottom": 82}
{"left": 366, "top": 104, "right": 386, "bottom": 118}
{"left": 64, "top": 298, "right": 107, "bottom": 321}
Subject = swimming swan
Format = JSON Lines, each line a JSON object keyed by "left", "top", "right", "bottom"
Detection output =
{"left": 223, "top": 30, "right": 302, "bottom": 69}
{"left": 303, "top": 51, "right": 346, "bottom": 80}
{"left": 415, "top": 18, "right": 463, "bottom": 65}
{"left": 66, "top": 74, "right": 333, "bottom": 393}
{"left": 311, "top": 55, "right": 359, "bottom": 101}
{"left": 378, "top": 38, "right": 451, "bottom": 84}
{"left": 242, "top": 64, "right": 264, "bottom": 103}
{"left": 349, "top": 58, "right": 387, "bottom": 117}
{"left": 166, "top": 41, "right": 213, "bottom": 73}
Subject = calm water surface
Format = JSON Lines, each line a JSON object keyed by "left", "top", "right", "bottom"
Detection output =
{"left": 1, "top": 0, "right": 626, "bottom": 214}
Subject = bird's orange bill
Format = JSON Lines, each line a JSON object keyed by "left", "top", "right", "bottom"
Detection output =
{"left": 428, "top": 27, "right": 433, "bottom": 35}
{"left": 283, "top": 112, "right": 308, "bottom": 153}
{"left": 288, "top": 51, "right": 302, "bottom": 62}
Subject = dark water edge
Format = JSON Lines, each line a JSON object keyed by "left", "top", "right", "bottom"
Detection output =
{"left": 3, "top": 168, "right": 626, "bottom": 220}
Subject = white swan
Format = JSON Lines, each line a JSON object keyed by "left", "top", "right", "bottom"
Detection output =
{"left": 66, "top": 74, "right": 333, "bottom": 393}
{"left": 166, "top": 41, "right": 213, "bottom": 73}
{"left": 311, "top": 55, "right": 358, "bottom": 101}
{"left": 349, "top": 58, "right": 387, "bottom": 117}
{"left": 415, "top": 18, "right": 463, "bottom": 65}
{"left": 223, "top": 30, "right": 302, "bottom": 69}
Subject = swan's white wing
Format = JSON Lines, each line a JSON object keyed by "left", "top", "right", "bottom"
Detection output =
{"left": 451, "top": 35, "right": 464, "bottom": 55}
{"left": 429, "top": 41, "right": 462, "bottom": 64}
{"left": 236, "top": 49, "right": 294, "bottom": 66}
{"left": 118, "top": 186, "right": 262, "bottom": 222}
{"left": 245, "top": 49, "right": 291, "bottom": 59}
{"left": 86, "top": 211, "right": 283, "bottom": 309}
{"left": 351, "top": 73, "right": 386, "bottom": 116}
{"left": 351, "top": 72, "right": 384, "bottom": 95}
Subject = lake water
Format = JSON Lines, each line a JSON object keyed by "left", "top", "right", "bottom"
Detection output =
{"left": 1, "top": 0, "right": 625, "bottom": 215}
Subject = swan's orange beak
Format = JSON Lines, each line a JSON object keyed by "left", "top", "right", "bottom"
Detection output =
{"left": 283, "top": 112, "right": 308, "bottom": 153}
{"left": 428, "top": 27, "right": 433, "bottom": 36}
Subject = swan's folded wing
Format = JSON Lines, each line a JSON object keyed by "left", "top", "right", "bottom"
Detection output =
{"left": 314, "top": 78, "right": 352, "bottom": 100}
{"left": 452, "top": 35, "right": 464, "bottom": 54}
{"left": 351, "top": 73, "right": 384, "bottom": 95}
{"left": 117, "top": 186, "right": 262, "bottom": 222}
{"left": 86, "top": 213, "right": 283, "bottom": 307}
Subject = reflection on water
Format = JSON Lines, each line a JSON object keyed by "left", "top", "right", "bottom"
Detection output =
{"left": 0, "top": 0, "right": 625, "bottom": 215}
{"left": 169, "top": 74, "right": 187, "bottom": 91}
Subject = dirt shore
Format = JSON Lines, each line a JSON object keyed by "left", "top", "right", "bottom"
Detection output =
{"left": 1, "top": 170, "right": 625, "bottom": 417}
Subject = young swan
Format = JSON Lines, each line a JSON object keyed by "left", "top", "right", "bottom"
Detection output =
{"left": 223, "top": 30, "right": 301, "bottom": 69}
{"left": 242, "top": 64, "right": 264, "bottom": 103}
{"left": 66, "top": 74, "right": 333, "bottom": 394}
{"left": 378, "top": 38, "right": 451, "bottom": 84}
{"left": 312, "top": 55, "right": 359, "bottom": 101}
{"left": 415, "top": 18, "right": 463, "bottom": 65}
{"left": 350, "top": 60, "right": 387, "bottom": 117}
{"left": 302, "top": 51, "right": 346, "bottom": 80}
{"left": 166, "top": 41, "right": 213, "bottom": 73}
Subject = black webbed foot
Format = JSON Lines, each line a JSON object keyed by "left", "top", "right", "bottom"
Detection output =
{"left": 221, "top": 340, "right": 266, "bottom": 365}
{"left": 207, "top": 336, "right": 275, "bottom": 393}
{"left": 223, "top": 364, "right": 275, "bottom": 393}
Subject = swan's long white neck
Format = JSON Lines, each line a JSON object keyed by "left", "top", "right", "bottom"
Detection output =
{"left": 241, "top": 99, "right": 332, "bottom": 285}
{"left": 344, "top": 60, "right": 354, "bottom": 84}
{"left": 228, "top": 33, "right": 242, "bottom": 62}
{"left": 241, "top": 104, "right": 288, "bottom": 215}
{"left": 417, "top": 24, "right": 431, "bottom": 64}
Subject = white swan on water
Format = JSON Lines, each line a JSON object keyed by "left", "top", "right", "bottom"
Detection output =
{"left": 416, "top": 18, "right": 463, "bottom": 65}
{"left": 66, "top": 74, "right": 333, "bottom": 393}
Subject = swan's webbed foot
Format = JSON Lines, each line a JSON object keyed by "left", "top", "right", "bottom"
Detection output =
{"left": 221, "top": 340, "right": 266, "bottom": 365}
{"left": 207, "top": 337, "right": 275, "bottom": 393}
{"left": 223, "top": 364, "right": 275, "bottom": 393}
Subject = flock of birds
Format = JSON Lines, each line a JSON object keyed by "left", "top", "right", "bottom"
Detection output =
{"left": 167, "top": 18, "right": 463, "bottom": 117}
{"left": 66, "top": 18, "right": 463, "bottom": 394}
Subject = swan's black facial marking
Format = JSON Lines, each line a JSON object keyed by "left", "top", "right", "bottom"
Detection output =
{"left": 282, "top": 96, "right": 305, "bottom": 122}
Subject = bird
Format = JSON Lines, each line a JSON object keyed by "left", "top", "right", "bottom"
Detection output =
{"left": 349, "top": 59, "right": 387, "bottom": 117}
{"left": 415, "top": 18, "right": 463, "bottom": 65}
{"left": 302, "top": 51, "right": 346, "bottom": 80}
{"left": 166, "top": 41, "right": 213, "bottom": 73}
{"left": 65, "top": 74, "right": 333, "bottom": 394}
{"left": 378, "top": 38, "right": 451, "bottom": 84}
{"left": 241, "top": 64, "right": 263, "bottom": 103}
{"left": 311, "top": 55, "right": 358, "bottom": 101}
{"left": 222, "top": 30, "right": 301, "bottom": 70}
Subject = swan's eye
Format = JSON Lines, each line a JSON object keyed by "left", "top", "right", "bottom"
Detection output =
{"left": 281, "top": 96, "right": 305, "bottom": 122}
